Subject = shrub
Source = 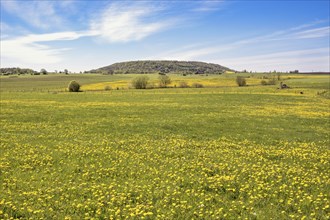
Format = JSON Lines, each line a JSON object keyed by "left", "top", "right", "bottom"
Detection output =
{"left": 236, "top": 76, "right": 246, "bottom": 87}
{"left": 40, "top": 68, "right": 47, "bottom": 75}
{"left": 192, "top": 83, "right": 204, "bottom": 88}
{"left": 132, "top": 76, "right": 149, "bottom": 89}
{"left": 146, "top": 83, "right": 155, "bottom": 89}
{"left": 159, "top": 75, "right": 171, "bottom": 88}
{"left": 261, "top": 78, "right": 276, "bottom": 86}
{"left": 261, "top": 80, "right": 268, "bottom": 85}
{"left": 268, "top": 78, "right": 277, "bottom": 85}
{"left": 68, "top": 81, "right": 80, "bottom": 92}
{"left": 179, "top": 81, "right": 190, "bottom": 88}
{"left": 104, "top": 85, "right": 112, "bottom": 91}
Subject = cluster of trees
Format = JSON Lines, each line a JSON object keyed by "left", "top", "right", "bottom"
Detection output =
{"left": 0, "top": 67, "right": 38, "bottom": 75}
{"left": 88, "top": 60, "right": 232, "bottom": 75}
{"left": 236, "top": 73, "right": 286, "bottom": 87}
{"left": 236, "top": 74, "right": 282, "bottom": 87}
{"left": 0, "top": 68, "right": 71, "bottom": 76}
{"left": 131, "top": 75, "right": 172, "bottom": 89}
{"left": 131, "top": 75, "right": 205, "bottom": 89}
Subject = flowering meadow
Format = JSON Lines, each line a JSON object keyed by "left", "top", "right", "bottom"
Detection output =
{"left": 0, "top": 74, "right": 329, "bottom": 219}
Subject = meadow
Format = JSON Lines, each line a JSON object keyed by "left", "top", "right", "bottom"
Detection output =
{"left": 0, "top": 73, "right": 329, "bottom": 219}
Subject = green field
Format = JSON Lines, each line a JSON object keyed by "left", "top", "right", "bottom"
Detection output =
{"left": 0, "top": 73, "right": 329, "bottom": 219}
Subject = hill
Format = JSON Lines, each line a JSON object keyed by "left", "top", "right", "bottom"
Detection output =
{"left": 88, "top": 60, "right": 233, "bottom": 74}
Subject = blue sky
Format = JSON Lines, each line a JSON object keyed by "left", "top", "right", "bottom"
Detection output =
{"left": 1, "top": 0, "right": 329, "bottom": 72}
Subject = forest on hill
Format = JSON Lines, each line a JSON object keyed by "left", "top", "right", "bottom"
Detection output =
{"left": 88, "top": 60, "right": 233, "bottom": 74}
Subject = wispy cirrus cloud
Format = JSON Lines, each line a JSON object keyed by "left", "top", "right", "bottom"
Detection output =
{"left": 12, "top": 31, "right": 98, "bottom": 43}
{"left": 1, "top": 31, "right": 95, "bottom": 65}
{"left": 191, "top": 0, "right": 225, "bottom": 12}
{"left": 90, "top": 2, "right": 179, "bottom": 43}
{"left": 152, "top": 20, "right": 329, "bottom": 72}
{"left": 1, "top": 0, "right": 65, "bottom": 30}
{"left": 155, "top": 22, "right": 330, "bottom": 61}
{"left": 213, "top": 48, "right": 330, "bottom": 72}
{"left": 290, "top": 26, "right": 330, "bottom": 39}
{"left": 2, "top": 40, "right": 64, "bottom": 65}
{"left": 1, "top": 1, "right": 328, "bottom": 72}
{"left": 1, "top": 1, "right": 182, "bottom": 65}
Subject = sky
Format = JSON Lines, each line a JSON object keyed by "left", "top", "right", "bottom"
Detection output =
{"left": 1, "top": 0, "right": 329, "bottom": 72}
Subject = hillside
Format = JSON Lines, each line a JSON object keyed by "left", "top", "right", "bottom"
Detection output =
{"left": 88, "top": 60, "right": 233, "bottom": 74}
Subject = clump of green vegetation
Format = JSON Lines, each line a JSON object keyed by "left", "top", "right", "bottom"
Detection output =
{"left": 192, "top": 82, "right": 204, "bottom": 88}
{"left": 260, "top": 74, "right": 277, "bottom": 86}
{"left": 68, "top": 80, "right": 81, "bottom": 92}
{"left": 261, "top": 78, "right": 277, "bottom": 85}
{"left": 317, "top": 90, "right": 329, "bottom": 98}
{"left": 159, "top": 75, "right": 171, "bottom": 88}
{"left": 236, "top": 76, "right": 247, "bottom": 86}
{"left": 179, "top": 81, "right": 190, "bottom": 88}
{"left": 104, "top": 85, "right": 112, "bottom": 91}
{"left": 40, "top": 68, "right": 48, "bottom": 75}
{"left": 131, "top": 76, "right": 149, "bottom": 89}
{"left": 0, "top": 67, "right": 37, "bottom": 75}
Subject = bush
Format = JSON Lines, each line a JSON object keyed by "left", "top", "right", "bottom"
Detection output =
{"left": 268, "top": 78, "right": 277, "bottom": 85}
{"left": 261, "top": 78, "right": 276, "bottom": 85}
{"left": 68, "top": 81, "right": 80, "bottom": 92}
{"left": 159, "top": 75, "right": 171, "bottom": 88}
{"left": 179, "top": 81, "right": 190, "bottom": 88}
{"left": 40, "top": 68, "right": 47, "bottom": 75}
{"left": 146, "top": 83, "right": 155, "bottom": 89}
{"left": 261, "top": 80, "right": 267, "bottom": 85}
{"left": 236, "top": 76, "right": 246, "bottom": 87}
{"left": 132, "top": 76, "right": 149, "bottom": 89}
{"left": 192, "top": 83, "right": 204, "bottom": 88}
{"left": 104, "top": 85, "right": 112, "bottom": 91}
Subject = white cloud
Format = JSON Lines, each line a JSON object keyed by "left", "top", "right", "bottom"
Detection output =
{"left": 1, "top": 1, "right": 179, "bottom": 67}
{"left": 90, "top": 2, "right": 177, "bottom": 42}
{"left": 290, "top": 26, "right": 330, "bottom": 39}
{"left": 214, "top": 48, "right": 330, "bottom": 72}
{"left": 191, "top": 0, "right": 225, "bottom": 12}
{"left": 1, "top": 0, "right": 65, "bottom": 30}
{"left": 0, "top": 1, "right": 181, "bottom": 68}
{"left": 16, "top": 31, "right": 98, "bottom": 43}
{"left": 0, "top": 22, "right": 10, "bottom": 32}
{"left": 155, "top": 23, "right": 330, "bottom": 66}
{"left": 290, "top": 20, "right": 328, "bottom": 31}
{"left": 1, "top": 30, "right": 98, "bottom": 66}
{"left": 2, "top": 40, "right": 64, "bottom": 65}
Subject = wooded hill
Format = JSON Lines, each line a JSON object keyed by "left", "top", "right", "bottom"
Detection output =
{"left": 88, "top": 60, "right": 233, "bottom": 74}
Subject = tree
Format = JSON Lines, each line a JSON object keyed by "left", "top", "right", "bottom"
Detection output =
{"left": 40, "top": 68, "right": 47, "bottom": 75}
{"left": 159, "top": 75, "right": 171, "bottom": 88}
{"left": 277, "top": 73, "right": 281, "bottom": 81}
{"left": 64, "top": 69, "right": 69, "bottom": 74}
{"left": 68, "top": 81, "right": 80, "bottom": 92}
{"left": 236, "top": 76, "right": 246, "bottom": 86}
{"left": 132, "top": 76, "right": 149, "bottom": 89}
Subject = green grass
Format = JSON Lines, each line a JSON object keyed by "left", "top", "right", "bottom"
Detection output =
{"left": 0, "top": 73, "right": 329, "bottom": 219}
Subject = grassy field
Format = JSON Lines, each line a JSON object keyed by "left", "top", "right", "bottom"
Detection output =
{"left": 0, "top": 73, "right": 329, "bottom": 219}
